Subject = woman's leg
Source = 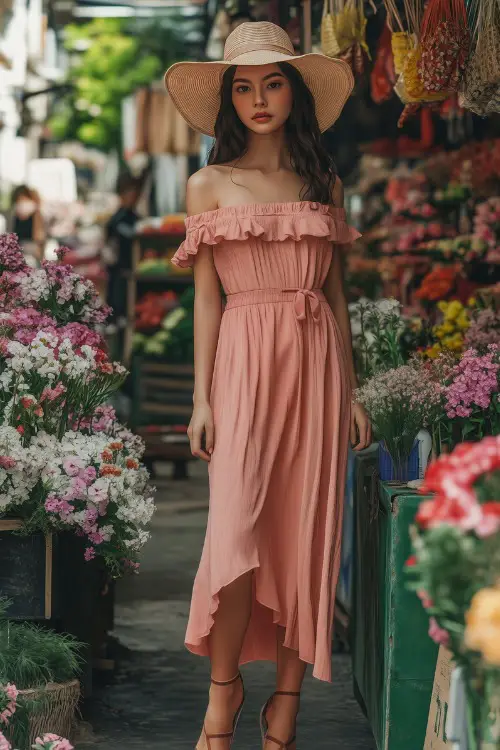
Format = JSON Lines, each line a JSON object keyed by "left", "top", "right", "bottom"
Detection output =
{"left": 197, "top": 571, "right": 253, "bottom": 749}
{"left": 264, "top": 627, "right": 307, "bottom": 749}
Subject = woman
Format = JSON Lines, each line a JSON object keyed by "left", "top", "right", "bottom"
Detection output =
{"left": 166, "top": 22, "right": 371, "bottom": 750}
{"left": 10, "top": 185, "right": 45, "bottom": 266}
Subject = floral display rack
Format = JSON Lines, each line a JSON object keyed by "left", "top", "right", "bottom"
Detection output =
{"left": 125, "top": 225, "right": 195, "bottom": 477}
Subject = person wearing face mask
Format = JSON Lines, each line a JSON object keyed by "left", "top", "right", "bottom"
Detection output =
{"left": 10, "top": 185, "right": 46, "bottom": 266}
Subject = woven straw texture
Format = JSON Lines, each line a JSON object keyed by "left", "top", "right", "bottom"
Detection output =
{"left": 165, "top": 22, "right": 354, "bottom": 136}
{"left": 11, "top": 680, "right": 80, "bottom": 750}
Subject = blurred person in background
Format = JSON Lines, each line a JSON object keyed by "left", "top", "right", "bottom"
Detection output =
{"left": 10, "top": 185, "right": 46, "bottom": 266}
{"left": 103, "top": 172, "right": 142, "bottom": 345}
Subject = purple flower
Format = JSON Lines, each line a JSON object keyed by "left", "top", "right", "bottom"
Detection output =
{"left": 444, "top": 347, "right": 500, "bottom": 418}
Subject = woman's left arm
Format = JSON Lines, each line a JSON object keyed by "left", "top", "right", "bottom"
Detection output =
{"left": 322, "top": 178, "right": 372, "bottom": 451}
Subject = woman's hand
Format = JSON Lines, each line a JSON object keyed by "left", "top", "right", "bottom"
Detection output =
{"left": 350, "top": 402, "right": 372, "bottom": 452}
{"left": 188, "top": 401, "right": 214, "bottom": 462}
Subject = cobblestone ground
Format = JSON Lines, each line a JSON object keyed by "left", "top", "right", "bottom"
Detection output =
{"left": 77, "top": 463, "right": 375, "bottom": 750}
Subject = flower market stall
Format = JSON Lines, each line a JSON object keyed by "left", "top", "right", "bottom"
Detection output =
{"left": 0, "top": 233, "right": 155, "bottom": 697}
{"left": 124, "top": 215, "right": 195, "bottom": 478}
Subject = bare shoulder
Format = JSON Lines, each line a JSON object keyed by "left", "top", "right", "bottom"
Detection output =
{"left": 332, "top": 176, "right": 344, "bottom": 208}
{"left": 186, "top": 166, "right": 222, "bottom": 216}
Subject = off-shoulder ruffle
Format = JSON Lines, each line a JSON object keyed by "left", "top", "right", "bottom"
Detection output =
{"left": 172, "top": 202, "right": 361, "bottom": 268}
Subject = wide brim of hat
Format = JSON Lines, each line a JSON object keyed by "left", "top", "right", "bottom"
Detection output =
{"left": 165, "top": 52, "right": 354, "bottom": 137}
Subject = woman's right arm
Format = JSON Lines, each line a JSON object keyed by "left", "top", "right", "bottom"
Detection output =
{"left": 186, "top": 169, "right": 223, "bottom": 462}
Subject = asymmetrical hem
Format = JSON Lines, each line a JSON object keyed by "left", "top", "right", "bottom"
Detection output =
{"left": 175, "top": 201, "right": 359, "bottom": 683}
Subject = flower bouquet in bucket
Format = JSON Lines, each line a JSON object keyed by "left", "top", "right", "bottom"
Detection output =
{"left": 355, "top": 363, "right": 441, "bottom": 481}
{"left": 407, "top": 436, "right": 500, "bottom": 748}
{"left": 0, "top": 234, "right": 155, "bottom": 575}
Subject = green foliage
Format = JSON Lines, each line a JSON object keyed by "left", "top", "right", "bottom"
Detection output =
{"left": 0, "top": 601, "right": 82, "bottom": 690}
{"left": 49, "top": 18, "right": 184, "bottom": 151}
{"left": 0, "top": 600, "right": 82, "bottom": 748}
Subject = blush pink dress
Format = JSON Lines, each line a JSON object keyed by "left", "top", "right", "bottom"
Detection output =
{"left": 172, "top": 201, "right": 360, "bottom": 682}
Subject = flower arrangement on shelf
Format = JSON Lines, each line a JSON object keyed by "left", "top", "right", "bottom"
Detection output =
{"left": 415, "top": 264, "right": 461, "bottom": 304}
{"left": 436, "top": 345, "right": 500, "bottom": 449}
{"left": 355, "top": 363, "right": 441, "bottom": 479}
{"left": 133, "top": 286, "right": 194, "bottom": 362}
{"left": 0, "top": 234, "right": 155, "bottom": 575}
{"left": 407, "top": 436, "right": 500, "bottom": 748}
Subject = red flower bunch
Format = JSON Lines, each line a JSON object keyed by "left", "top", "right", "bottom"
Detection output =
{"left": 415, "top": 265, "right": 459, "bottom": 302}
{"left": 417, "top": 436, "right": 500, "bottom": 538}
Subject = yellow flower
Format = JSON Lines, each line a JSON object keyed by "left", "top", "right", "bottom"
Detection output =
{"left": 465, "top": 587, "right": 500, "bottom": 666}
{"left": 445, "top": 300, "right": 463, "bottom": 322}
{"left": 467, "top": 296, "right": 477, "bottom": 308}
{"left": 424, "top": 343, "right": 442, "bottom": 359}
{"left": 437, "top": 300, "right": 448, "bottom": 314}
{"left": 456, "top": 311, "right": 471, "bottom": 331}
{"left": 440, "top": 322, "right": 455, "bottom": 336}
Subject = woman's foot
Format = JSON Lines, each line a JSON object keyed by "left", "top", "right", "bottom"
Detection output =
{"left": 263, "top": 692, "right": 300, "bottom": 749}
{"left": 196, "top": 674, "right": 245, "bottom": 750}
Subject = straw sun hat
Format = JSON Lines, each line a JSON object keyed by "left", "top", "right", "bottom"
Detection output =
{"left": 165, "top": 21, "right": 354, "bottom": 137}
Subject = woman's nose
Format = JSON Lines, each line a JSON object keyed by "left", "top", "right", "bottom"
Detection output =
{"left": 254, "top": 87, "right": 266, "bottom": 107}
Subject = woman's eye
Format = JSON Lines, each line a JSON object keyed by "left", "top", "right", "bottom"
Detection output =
{"left": 235, "top": 85, "right": 250, "bottom": 94}
{"left": 268, "top": 81, "right": 282, "bottom": 89}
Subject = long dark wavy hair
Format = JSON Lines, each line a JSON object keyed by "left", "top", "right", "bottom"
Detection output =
{"left": 207, "top": 63, "right": 337, "bottom": 205}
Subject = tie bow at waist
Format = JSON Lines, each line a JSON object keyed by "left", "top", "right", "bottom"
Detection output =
{"left": 225, "top": 288, "right": 324, "bottom": 323}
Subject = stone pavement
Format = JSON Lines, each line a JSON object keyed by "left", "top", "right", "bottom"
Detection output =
{"left": 77, "top": 463, "right": 375, "bottom": 750}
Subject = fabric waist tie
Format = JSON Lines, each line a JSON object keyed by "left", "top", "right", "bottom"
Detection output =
{"left": 225, "top": 288, "right": 325, "bottom": 323}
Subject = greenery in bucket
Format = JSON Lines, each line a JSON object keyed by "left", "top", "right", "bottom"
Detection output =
{"left": 0, "top": 601, "right": 81, "bottom": 750}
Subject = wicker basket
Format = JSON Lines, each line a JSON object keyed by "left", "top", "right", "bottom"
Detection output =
{"left": 13, "top": 680, "right": 80, "bottom": 749}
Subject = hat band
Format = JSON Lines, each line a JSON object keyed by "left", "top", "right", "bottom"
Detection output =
{"left": 225, "top": 41, "right": 295, "bottom": 62}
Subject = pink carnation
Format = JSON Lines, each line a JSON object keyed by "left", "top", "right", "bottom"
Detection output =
{"left": 0, "top": 731, "right": 11, "bottom": 750}
{"left": 0, "top": 456, "right": 16, "bottom": 470}
{"left": 62, "top": 457, "right": 86, "bottom": 477}
{"left": 84, "top": 547, "right": 96, "bottom": 561}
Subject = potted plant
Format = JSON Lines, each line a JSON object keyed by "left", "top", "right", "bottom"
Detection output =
{"left": 0, "top": 601, "right": 80, "bottom": 750}
{"left": 407, "top": 436, "right": 500, "bottom": 748}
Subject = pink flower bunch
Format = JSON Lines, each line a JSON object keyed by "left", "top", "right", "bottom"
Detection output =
{"left": 0, "top": 234, "right": 26, "bottom": 273}
{"left": 474, "top": 197, "right": 500, "bottom": 247}
{"left": 41, "top": 432, "right": 154, "bottom": 571}
{"left": 396, "top": 223, "right": 451, "bottom": 253}
{"left": 418, "top": 436, "right": 500, "bottom": 538}
{"left": 428, "top": 616, "right": 450, "bottom": 647}
{"left": 33, "top": 734, "right": 73, "bottom": 750}
{"left": 464, "top": 309, "right": 500, "bottom": 350}
{"left": 0, "top": 235, "right": 110, "bottom": 327}
{"left": 0, "top": 732, "right": 11, "bottom": 750}
{"left": 0, "top": 684, "right": 17, "bottom": 725}
{"left": 443, "top": 345, "right": 500, "bottom": 418}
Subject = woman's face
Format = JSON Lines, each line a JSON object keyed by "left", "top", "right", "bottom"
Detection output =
{"left": 231, "top": 64, "right": 293, "bottom": 134}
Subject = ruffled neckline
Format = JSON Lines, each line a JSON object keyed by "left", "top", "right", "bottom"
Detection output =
{"left": 185, "top": 201, "right": 343, "bottom": 229}
{"left": 173, "top": 201, "right": 361, "bottom": 268}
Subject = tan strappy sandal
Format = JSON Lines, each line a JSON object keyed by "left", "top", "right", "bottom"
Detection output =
{"left": 260, "top": 690, "right": 300, "bottom": 749}
{"left": 198, "top": 672, "right": 245, "bottom": 749}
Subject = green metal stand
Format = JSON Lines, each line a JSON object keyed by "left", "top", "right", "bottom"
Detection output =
{"left": 351, "top": 477, "right": 438, "bottom": 750}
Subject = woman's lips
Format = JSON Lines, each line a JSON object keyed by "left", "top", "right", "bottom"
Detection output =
{"left": 252, "top": 113, "right": 272, "bottom": 123}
